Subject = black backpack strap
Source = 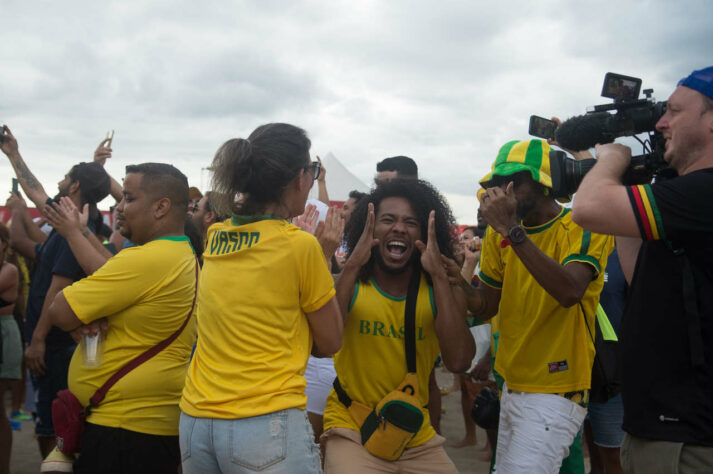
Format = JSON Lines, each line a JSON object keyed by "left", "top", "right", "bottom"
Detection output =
{"left": 404, "top": 269, "right": 421, "bottom": 373}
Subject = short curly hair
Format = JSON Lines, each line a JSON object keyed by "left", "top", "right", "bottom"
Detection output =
{"left": 345, "top": 179, "right": 457, "bottom": 282}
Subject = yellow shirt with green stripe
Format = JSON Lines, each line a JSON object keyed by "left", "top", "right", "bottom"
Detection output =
{"left": 65, "top": 237, "right": 197, "bottom": 436}
{"left": 180, "top": 217, "right": 335, "bottom": 419}
{"left": 323, "top": 274, "right": 440, "bottom": 447}
{"left": 479, "top": 207, "right": 614, "bottom": 393}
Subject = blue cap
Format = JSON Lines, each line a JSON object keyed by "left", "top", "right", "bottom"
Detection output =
{"left": 678, "top": 66, "right": 713, "bottom": 100}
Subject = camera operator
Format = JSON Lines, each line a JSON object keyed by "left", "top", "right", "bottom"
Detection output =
{"left": 572, "top": 66, "right": 713, "bottom": 473}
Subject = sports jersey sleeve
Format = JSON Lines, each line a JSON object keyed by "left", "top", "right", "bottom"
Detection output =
{"left": 63, "top": 247, "right": 160, "bottom": 324}
{"left": 294, "top": 232, "right": 336, "bottom": 313}
{"left": 561, "top": 225, "right": 613, "bottom": 278}
{"left": 478, "top": 226, "right": 503, "bottom": 289}
{"left": 626, "top": 170, "right": 713, "bottom": 241}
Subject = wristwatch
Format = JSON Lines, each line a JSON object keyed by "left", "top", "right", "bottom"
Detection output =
{"left": 507, "top": 225, "right": 526, "bottom": 245}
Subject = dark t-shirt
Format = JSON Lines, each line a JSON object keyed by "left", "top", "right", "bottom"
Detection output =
{"left": 623, "top": 168, "right": 713, "bottom": 445}
{"left": 599, "top": 248, "right": 627, "bottom": 336}
{"left": 25, "top": 221, "right": 94, "bottom": 347}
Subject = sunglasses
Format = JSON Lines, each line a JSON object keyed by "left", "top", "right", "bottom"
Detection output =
{"left": 305, "top": 161, "right": 321, "bottom": 181}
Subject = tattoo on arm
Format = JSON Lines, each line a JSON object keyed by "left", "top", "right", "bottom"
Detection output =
{"left": 16, "top": 161, "right": 41, "bottom": 190}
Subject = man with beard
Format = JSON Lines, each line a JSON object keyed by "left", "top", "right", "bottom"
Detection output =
{"left": 460, "top": 139, "right": 614, "bottom": 473}
{"left": 321, "top": 179, "right": 474, "bottom": 473}
{"left": 189, "top": 191, "right": 227, "bottom": 241}
{"left": 0, "top": 125, "right": 111, "bottom": 459}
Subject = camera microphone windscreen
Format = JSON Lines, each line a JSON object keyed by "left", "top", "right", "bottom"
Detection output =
{"left": 554, "top": 112, "right": 615, "bottom": 151}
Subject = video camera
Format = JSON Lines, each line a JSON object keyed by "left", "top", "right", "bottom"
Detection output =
{"left": 549, "top": 73, "right": 670, "bottom": 200}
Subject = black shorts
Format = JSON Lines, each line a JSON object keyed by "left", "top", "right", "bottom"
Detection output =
{"left": 74, "top": 422, "right": 180, "bottom": 474}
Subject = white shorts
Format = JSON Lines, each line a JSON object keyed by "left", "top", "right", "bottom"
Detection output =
{"left": 304, "top": 356, "right": 336, "bottom": 415}
{"left": 494, "top": 382, "right": 587, "bottom": 474}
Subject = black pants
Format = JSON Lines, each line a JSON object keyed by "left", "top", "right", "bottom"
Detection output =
{"left": 74, "top": 422, "right": 180, "bottom": 474}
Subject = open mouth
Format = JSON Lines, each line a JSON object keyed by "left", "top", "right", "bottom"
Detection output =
{"left": 385, "top": 240, "right": 408, "bottom": 258}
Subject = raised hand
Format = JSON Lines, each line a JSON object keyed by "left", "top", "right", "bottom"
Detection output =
{"left": 0, "top": 125, "right": 19, "bottom": 158}
{"left": 294, "top": 204, "right": 319, "bottom": 234}
{"left": 480, "top": 182, "right": 518, "bottom": 236}
{"left": 93, "top": 136, "right": 113, "bottom": 166}
{"left": 316, "top": 155, "right": 326, "bottom": 183}
{"left": 414, "top": 210, "right": 446, "bottom": 278}
{"left": 43, "top": 197, "right": 88, "bottom": 238}
{"left": 315, "top": 206, "right": 345, "bottom": 259}
{"left": 345, "top": 202, "right": 378, "bottom": 269}
{"left": 5, "top": 193, "right": 28, "bottom": 212}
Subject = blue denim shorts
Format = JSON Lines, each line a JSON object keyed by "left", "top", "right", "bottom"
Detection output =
{"left": 180, "top": 408, "right": 321, "bottom": 474}
{"left": 587, "top": 393, "right": 625, "bottom": 448}
{"left": 31, "top": 344, "right": 76, "bottom": 436}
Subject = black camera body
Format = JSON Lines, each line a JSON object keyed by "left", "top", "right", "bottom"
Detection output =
{"left": 550, "top": 73, "right": 671, "bottom": 199}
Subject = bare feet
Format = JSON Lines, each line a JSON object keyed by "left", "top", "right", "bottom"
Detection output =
{"left": 451, "top": 436, "right": 478, "bottom": 448}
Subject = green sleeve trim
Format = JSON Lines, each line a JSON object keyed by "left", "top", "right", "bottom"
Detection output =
{"left": 596, "top": 304, "right": 618, "bottom": 342}
{"left": 580, "top": 230, "right": 592, "bottom": 255}
{"left": 642, "top": 185, "right": 667, "bottom": 241}
{"left": 428, "top": 285, "right": 437, "bottom": 319}
{"left": 478, "top": 271, "right": 502, "bottom": 289}
{"left": 348, "top": 281, "right": 360, "bottom": 312}
{"left": 562, "top": 254, "right": 601, "bottom": 276}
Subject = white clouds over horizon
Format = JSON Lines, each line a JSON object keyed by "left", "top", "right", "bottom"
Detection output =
{"left": 1, "top": 0, "right": 711, "bottom": 223}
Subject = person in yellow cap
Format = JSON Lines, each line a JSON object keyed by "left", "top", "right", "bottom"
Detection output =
{"left": 454, "top": 139, "right": 614, "bottom": 473}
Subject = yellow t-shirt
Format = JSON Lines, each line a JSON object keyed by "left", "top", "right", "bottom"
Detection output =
{"left": 479, "top": 207, "right": 614, "bottom": 393}
{"left": 180, "top": 217, "right": 336, "bottom": 419}
{"left": 323, "top": 274, "right": 440, "bottom": 447}
{"left": 65, "top": 237, "right": 197, "bottom": 436}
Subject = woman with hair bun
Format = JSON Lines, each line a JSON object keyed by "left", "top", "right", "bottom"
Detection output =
{"left": 180, "top": 123, "right": 343, "bottom": 473}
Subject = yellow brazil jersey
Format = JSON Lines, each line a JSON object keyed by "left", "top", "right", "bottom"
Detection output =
{"left": 65, "top": 237, "right": 197, "bottom": 436}
{"left": 479, "top": 207, "right": 614, "bottom": 393}
{"left": 323, "top": 273, "right": 440, "bottom": 447}
{"left": 180, "top": 217, "right": 335, "bottom": 419}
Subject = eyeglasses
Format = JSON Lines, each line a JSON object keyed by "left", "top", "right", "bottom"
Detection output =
{"left": 305, "top": 161, "right": 321, "bottom": 181}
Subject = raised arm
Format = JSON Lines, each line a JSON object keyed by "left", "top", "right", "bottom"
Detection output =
{"left": 416, "top": 211, "right": 475, "bottom": 373}
{"left": 43, "top": 197, "right": 111, "bottom": 274}
{"left": 6, "top": 194, "right": 42, "bottom": 260}
{"left": 483, "top": 182, "right": 598, "bottom": 307}
{"left": 335, "top": 203, "right": 378, "bottom": 321}
{"left": 93, "top": 137, "right": 123, "bottom": 202}
{"left": 1, "top": 125, "right": 51, "bottom": 209}
{"left": 316, "top": 156, "right": 330, "bottom": 205}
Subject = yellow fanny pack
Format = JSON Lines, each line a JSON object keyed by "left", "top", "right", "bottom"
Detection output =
{"left": 333, "top": 269, "right": 425, "bottom": 461}
{"left": 334, "top": 373, "right": 424, "bottom": 461}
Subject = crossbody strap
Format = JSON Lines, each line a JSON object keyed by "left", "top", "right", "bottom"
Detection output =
{"left": 88, "top": 258, "right": 200, "bottom": 408}
{"left": 333, "top": 268, "right": 422, "bottom": 406}
{"left": 403, "top": 268, "right": 421, "bottom": 373}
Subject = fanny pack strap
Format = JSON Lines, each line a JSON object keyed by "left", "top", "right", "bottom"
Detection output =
{"left": 333, "top": 268, "right": 422, "bottom": 406}
{"left": 87, "top": 258, "right": 199, "bottom": 410}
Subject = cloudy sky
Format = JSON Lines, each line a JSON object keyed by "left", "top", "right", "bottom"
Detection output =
{"left": 1, "top": 0, "right": 711, "bottom": 223}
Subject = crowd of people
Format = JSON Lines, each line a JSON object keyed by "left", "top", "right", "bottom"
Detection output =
{"left": 0, "top": 65, "right": 711, "bottom": 474}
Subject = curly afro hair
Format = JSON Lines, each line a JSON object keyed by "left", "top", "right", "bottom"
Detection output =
{"left": 345, "top": 179, "right": 457, "bottom": 283}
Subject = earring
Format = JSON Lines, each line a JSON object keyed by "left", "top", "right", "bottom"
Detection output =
{"left": 543, "top": 188, "right": 550, "bottom": 196}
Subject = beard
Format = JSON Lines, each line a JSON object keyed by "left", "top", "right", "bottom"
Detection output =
{"left": 374, "top": 248, "right": 419, "bottom": 275}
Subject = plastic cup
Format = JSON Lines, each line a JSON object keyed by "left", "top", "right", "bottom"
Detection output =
{"left": 81, "top": 333, "right": 103, "bottom": 368}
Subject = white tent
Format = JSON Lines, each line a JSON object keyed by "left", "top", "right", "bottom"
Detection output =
{"left": 309, "top": 152, "right": 370, "bottom": 203}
